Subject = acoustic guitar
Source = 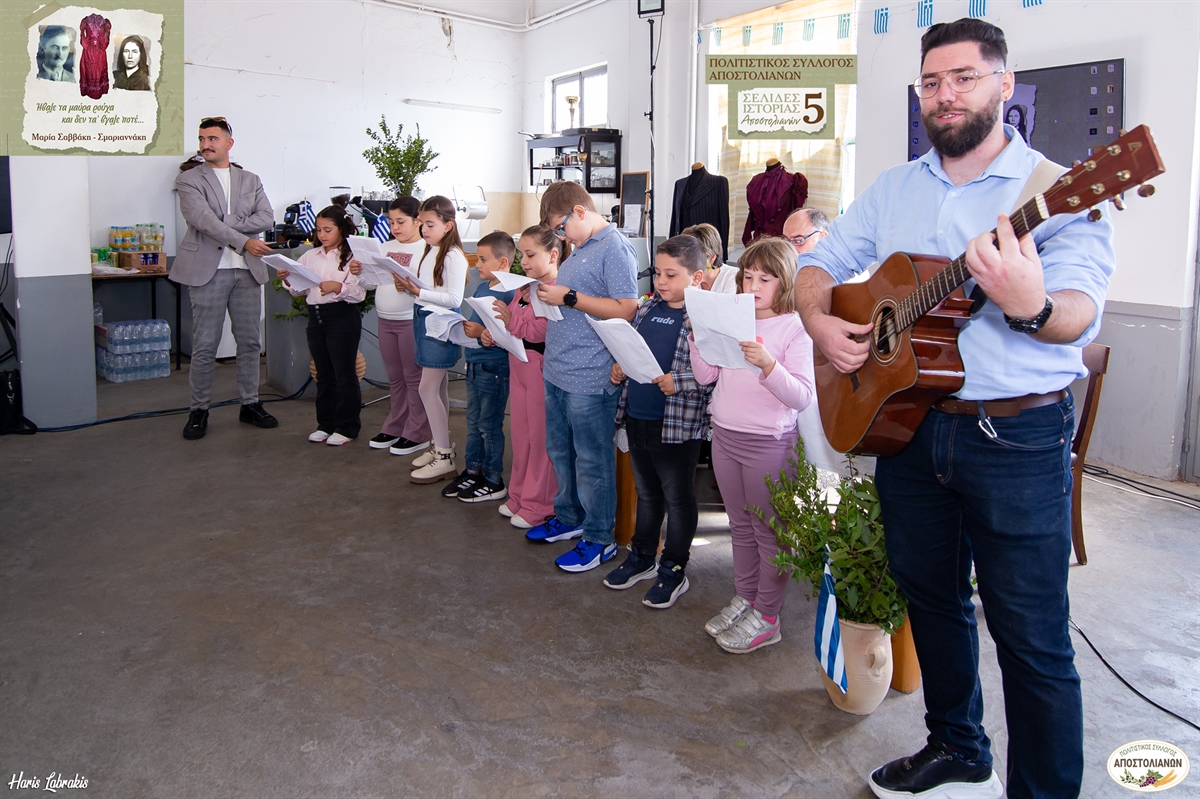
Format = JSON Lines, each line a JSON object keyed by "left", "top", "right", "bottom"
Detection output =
{"left": 816, "top": 125, "right": 1165, "bottom": 456}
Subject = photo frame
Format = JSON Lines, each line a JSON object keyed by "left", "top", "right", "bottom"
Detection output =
{"left": 618, "top": 171, "right": 649, "bottom": 232}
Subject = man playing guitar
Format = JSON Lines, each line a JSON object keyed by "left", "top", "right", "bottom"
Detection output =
{"left": 795, "top": 18, "right": 1114, "bottom": 799}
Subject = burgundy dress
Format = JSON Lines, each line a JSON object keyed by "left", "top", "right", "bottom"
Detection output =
{"left": 78, "top": 14, "right": 111, "bottom": 100}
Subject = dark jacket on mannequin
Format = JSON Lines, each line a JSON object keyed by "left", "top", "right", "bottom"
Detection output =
{"left": 742, "top": 162, "right": 808, "bottom": 245}
{"left": 670, "top": 167, "right": 730, "bottom": 261}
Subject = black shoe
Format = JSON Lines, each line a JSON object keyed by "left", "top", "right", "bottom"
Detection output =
{"left": 239, "top": 402, "right": 278, "bottom": 429}
{"left": 643, "top": 560, "right": 690, "bottom": 609}
{"left": 602, "top": 550, "right": 658, "bottom": 590}
{"left": 868, "top": 740, "right": 1002, "bottom": 799}
{"left": 458, "top": 478, "right": 508, "bottom": 503}
{"left": 442, "top": 470, "right": 479, "bottom": 498}
{"left": 369, "top": 433, "right": 400, "bottom": 449}
{"left": 183, "top": 409, "right": 208, "bottom": 440}
{"left": 389, "top": 437, "right": 430, "bottom": 456}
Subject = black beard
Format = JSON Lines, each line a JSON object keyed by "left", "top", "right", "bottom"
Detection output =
{"left": 923, "top": 97, "right": 1001, "bottom": 158}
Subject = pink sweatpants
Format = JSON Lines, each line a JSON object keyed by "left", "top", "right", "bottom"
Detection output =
{"left": 711, "top": 424, "right": 798, "bottom": 618}
{"left": 505, "top": 351, "right": 556, "bottom": 524}
{"left": 377, "top": 318, "right": 430, "bottom": 442}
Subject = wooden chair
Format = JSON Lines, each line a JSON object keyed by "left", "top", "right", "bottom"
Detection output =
{"left": 1070, "top": 342, "right": 1111, "bottom": 566}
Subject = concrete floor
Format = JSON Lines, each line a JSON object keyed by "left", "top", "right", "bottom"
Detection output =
{"left": 1, "top": 359, "right": 1197, "bottom": 799}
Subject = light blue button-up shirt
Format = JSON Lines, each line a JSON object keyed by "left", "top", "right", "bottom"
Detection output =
{"left": 798, "top": 126, "right": 1115, "bottom": 400}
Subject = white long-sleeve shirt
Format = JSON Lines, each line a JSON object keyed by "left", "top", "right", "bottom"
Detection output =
{"left": 414, "top": 246, "right": 468, "bottom": 312}
{"left": 292, "top": 245, "right": 366, "bottom": 305}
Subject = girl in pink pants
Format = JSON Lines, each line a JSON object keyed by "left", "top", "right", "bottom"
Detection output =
{"left": 486, "top": 225, "right": 564, "bottom": 529}
{"left": 689, "top": 237, "right": 815, "bottom": 655}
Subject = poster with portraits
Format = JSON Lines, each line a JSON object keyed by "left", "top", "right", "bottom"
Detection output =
{"left": 1, "top": 1, "right": 182, "bottom": 155}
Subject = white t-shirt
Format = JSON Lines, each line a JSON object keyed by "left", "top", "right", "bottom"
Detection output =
{"left": 212, "top": 167, "right": 248, "bottom": 271}
{"left": 369, "top": 239, "right": 426, "bottom": 321}
{"left": 414, "top": 246, "right": 468, "bottom": 312}
{"left": 709, "top": 264, "right": 739, "bottom": 295}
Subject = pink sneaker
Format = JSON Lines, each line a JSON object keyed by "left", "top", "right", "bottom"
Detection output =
{"left": 716, "top": 608, "right": 781, "bottom": 654}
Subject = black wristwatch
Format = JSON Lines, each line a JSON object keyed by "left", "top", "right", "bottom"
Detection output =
{"left": 1005, "top": 295, "right": 1054, "bottom": 334}
{"left": 563, "top": 289, "right": 579, "bottom": 308}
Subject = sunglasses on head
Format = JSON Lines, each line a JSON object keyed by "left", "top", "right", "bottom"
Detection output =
{"left": 199, "top": 116, "right": 232, "bottom": 134}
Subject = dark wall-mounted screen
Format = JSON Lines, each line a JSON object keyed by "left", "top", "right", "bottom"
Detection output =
{"left": 0, "top": 157, "right": 11, "bottom": 235}
{"left": 907, "top": 58, "right": 1125, "bottom": 167}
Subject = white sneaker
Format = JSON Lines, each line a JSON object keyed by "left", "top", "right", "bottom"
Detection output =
{"left": 704, "top": 595, "right": 753, "bottom": 638}
{"left": 510, "top": 513, "right": 535, "bottom": 529}
{"left": 498, "top": 504, "right": 515, "bottom": 518}
{"left": 716, "top": 607, "right": 781, "bottom": 654}
{"left": 411, "top": 443, "right": 437, "bottom": 468}
{"left": 326, "top": 432, "right": 353, "bottom": 446}
{"left": 410, "top": 446, "right": 456, "bottom": 484}
{"left": 308, "top": 430, "right": 331, "bottom": 443}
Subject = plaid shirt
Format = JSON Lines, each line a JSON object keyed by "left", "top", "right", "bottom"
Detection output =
{"left": 615, "top": 296, "right": 712, "bottom": 443}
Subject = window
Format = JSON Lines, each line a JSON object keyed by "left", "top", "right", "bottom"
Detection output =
{"left": 552, "top": 66, "right": 607, "bottom": 133}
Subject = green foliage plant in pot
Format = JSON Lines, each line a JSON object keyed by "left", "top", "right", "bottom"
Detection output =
{"left": 363, "top": 116, "right": 439, "bottom": 197}
{"left": 763, "top": 438, "right": 908, "bottom": 715}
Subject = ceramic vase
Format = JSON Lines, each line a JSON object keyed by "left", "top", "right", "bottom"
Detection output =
{"left": 819, "top": 619, "right": 893, "bottom": 715}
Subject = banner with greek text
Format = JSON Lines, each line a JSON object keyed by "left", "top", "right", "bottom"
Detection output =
{"left": 705, "top": 55, "right": 857, "bottom": 140}
{"left": 0, "top": 0, "right": 184, "bottom": 155}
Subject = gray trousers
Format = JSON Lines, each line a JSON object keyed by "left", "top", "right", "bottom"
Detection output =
{"left": 188, "top": 268, "right": 262, "bottom": 410}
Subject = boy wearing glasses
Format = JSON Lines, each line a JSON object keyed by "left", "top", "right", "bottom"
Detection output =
{"left": 524, "top": 182, "right": 639, "bottom": 573}
{"left": 172, "top": 117, "right": 278, "bottom": 440}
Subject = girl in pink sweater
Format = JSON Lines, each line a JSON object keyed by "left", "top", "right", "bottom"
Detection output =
{"left": 688, "top": 237, "right": 815, "bottom": 654}
{"left": 486, "top": 225, "right": 563, "bottom": 529}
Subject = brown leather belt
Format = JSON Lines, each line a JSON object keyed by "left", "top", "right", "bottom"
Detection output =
{"left": 934, "top": 390, "right": 1068, "bottom": 418}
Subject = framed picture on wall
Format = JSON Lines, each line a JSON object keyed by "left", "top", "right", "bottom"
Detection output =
{"left": 618, "top": 171, "right": 649, "bottom": 232}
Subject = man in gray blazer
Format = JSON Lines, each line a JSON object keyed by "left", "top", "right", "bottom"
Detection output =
{"left": 172, "top": 117, "right": 278, "bottom": 440}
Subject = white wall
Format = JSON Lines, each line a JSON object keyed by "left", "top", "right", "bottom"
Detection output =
{"left": 853, "top": 0, "right": 1200, "bottom": 310}
{"left": 10, "top": 157, "right": 91, "bottom": 278}
{"left": 84, "top": 0, "right": 527, "bottom": 249}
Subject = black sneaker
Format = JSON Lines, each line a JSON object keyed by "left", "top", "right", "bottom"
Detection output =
{"left": 369, "top": 433, "right": 400, "bottom": 449}
{"left": 389, "top": 437, "right": 430, "bottom": 456}
{"left": 239, "top": 402, "right": 278, "bottom": 429}
{"left": 603, "top": 550, "right": 658, "bottom": 590}
{"left": 442, "top": 471, "right": 479, "bottom": 498}
{"left": 458, "top": 478, "right": 508, "bottom": 503}
{"left": 183, "top": 409, "right": 208, "bottom": 440}
{"left": 868, "top": 740, "right": 1003, "bottom": 799}
{"left": 643, "top": 560, "right": 690, "bottom": 608}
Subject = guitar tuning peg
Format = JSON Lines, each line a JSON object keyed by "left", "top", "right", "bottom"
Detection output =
{"left": 1137, "top": 184, "right": 1156, "bottom": 198}
{"left": 1110, "top": 196, "right": 1126, "bottom": 211}
{"left": 1072, "top": 160, "right": 1082, "bottom": 167}
{"left": 1118, "top": 129, "right": 1127, "bottom": 137}
{"left": 1087, "top": 209, "right": 1103, "bottom": 222}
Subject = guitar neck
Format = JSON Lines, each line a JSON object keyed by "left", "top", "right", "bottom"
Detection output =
{"left": 896, "top": 194, "right": 1048, "bottom": 331}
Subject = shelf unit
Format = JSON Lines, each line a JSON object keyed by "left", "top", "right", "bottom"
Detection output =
{"left": 527, "top": 131, "right": 621, "bottom": 193}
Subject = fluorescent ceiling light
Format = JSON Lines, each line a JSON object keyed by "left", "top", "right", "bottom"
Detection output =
{"left": 402, "top": 98, "right": 502, "bottom": 114}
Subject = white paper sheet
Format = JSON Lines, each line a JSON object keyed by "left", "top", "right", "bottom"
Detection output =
{"left": 491, "top": 271, "right": 564, "bottom": 321}
{"left": 464, "top": 296, "right": 528, "bottom": 363}
{"left": 684, "top": 287, "right": 757, "bottom": 371}
{"left": 421, "top": 306, "right": 479, "bottom": 349}
{"left": 262, "top": 253, "right": 320, "bottom": 291}
{"left": 346, "top": 237, "right": 415, "bottom": 287}
{"left": 586, "top": 316, "right": 663, "bottom": 384}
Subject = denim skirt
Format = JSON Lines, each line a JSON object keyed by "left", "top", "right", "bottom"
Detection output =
{"left": 413, "top": 306, "right": 462, "bottom": 369}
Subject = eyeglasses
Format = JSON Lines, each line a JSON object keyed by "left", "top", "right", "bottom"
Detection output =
{"left": 199, "top": 116, "right": 232, "bottom": 134}
{"left": 785, "top": 230, "right": 821, "bottom": 247}
{"left": 913, "top": 69, "right": 1006, "bottom": 99}
{"left": 551, "top": 218, "right": 568, "bottom": 239}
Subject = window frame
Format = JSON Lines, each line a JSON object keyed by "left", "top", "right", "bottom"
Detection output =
{"left": 551, "top": 65, "right": 608, "bottom": 133}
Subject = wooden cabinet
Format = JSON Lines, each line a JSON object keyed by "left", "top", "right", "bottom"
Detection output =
{"left": 527, "top": 131, "right": 621, "bottom": 193}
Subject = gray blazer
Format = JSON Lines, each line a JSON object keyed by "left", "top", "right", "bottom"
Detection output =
{"left": 171, "top": 163, "right": 275, "bottom": 287}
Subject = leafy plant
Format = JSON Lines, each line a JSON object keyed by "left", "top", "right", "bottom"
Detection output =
{"left": 271, "top": 276, "right": 375, "bottom": 320}
{"left": 363, "top": 116, "right": 439, "bottom": 197}
{"left": 761, "top": 439, "right": 908, "bottom": 634}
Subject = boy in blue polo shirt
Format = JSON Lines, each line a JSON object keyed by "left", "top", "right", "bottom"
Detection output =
{"left": 525, "top": 182, "right": 639, "bottom": 572}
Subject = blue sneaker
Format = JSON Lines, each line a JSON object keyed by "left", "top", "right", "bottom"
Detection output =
{"left": 525, "top": 517, "right": 583, "bottom": 544}
{"left": 555, "top": 540, "right": 618, "bottom": 573}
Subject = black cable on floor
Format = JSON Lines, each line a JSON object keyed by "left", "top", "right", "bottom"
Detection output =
{"left": 1083, "top": 463, "right": 1200, "bottom": 507}
{"left": 38, "top": 377, "right": 313, "bottom": 432}
{"left": 1069, "top": 617, "right": 1200, "bottom": 732}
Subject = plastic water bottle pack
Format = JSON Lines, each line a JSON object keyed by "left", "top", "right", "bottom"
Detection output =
{"left": 96, "top": 319, "right": 172, "bottom": 382}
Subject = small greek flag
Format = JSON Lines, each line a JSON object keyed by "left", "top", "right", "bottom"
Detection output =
{"left": 815, "top": 553, "right": 848, "bottom": 694}
{"left": 917, "top": 0, "right": 934, "bottom": 27}
{"left": 874, "top": 7, "right": 889, "bottom": 35}
{"left": 969, "top": 0, "right": 986, "bottom": 17}
{"left": 372, "top": 211, "right": 392, "bottom": 243}
{"left": 802, "top": 18, "right": 815, "bottom": 41}
{"left": 1022, "top": 0, "right": 1042, "bottom": 7}
{"left": 837, "top": 13, "right": 852, "bottom": 39}
{"left": 297, "top": 200, "right": 316, "bottom": 234}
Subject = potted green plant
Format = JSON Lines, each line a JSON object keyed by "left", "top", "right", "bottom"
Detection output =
{"left": 763, "top": 439, "right": 908, "bottom": 715}
{"left": 363, "top": 116, "right": 439, "bottom": 197}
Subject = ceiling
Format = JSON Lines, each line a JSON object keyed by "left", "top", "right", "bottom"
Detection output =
{"left": 366, "top": 0, "right": 606, "bottom": 28}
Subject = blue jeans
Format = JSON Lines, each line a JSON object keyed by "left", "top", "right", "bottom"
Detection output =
{"left": 465, "top": 360, "right": 510, "bottom": 484}
{"left": 875, "top": 396, "right": 1080, "bottom": 799}
{"left": 544, "top": 381, "right": 620, "bottom": 545}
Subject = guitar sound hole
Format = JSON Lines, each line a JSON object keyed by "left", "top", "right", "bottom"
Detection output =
{"left": 874, "top": 306, "right": 899, "bottom": 356}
